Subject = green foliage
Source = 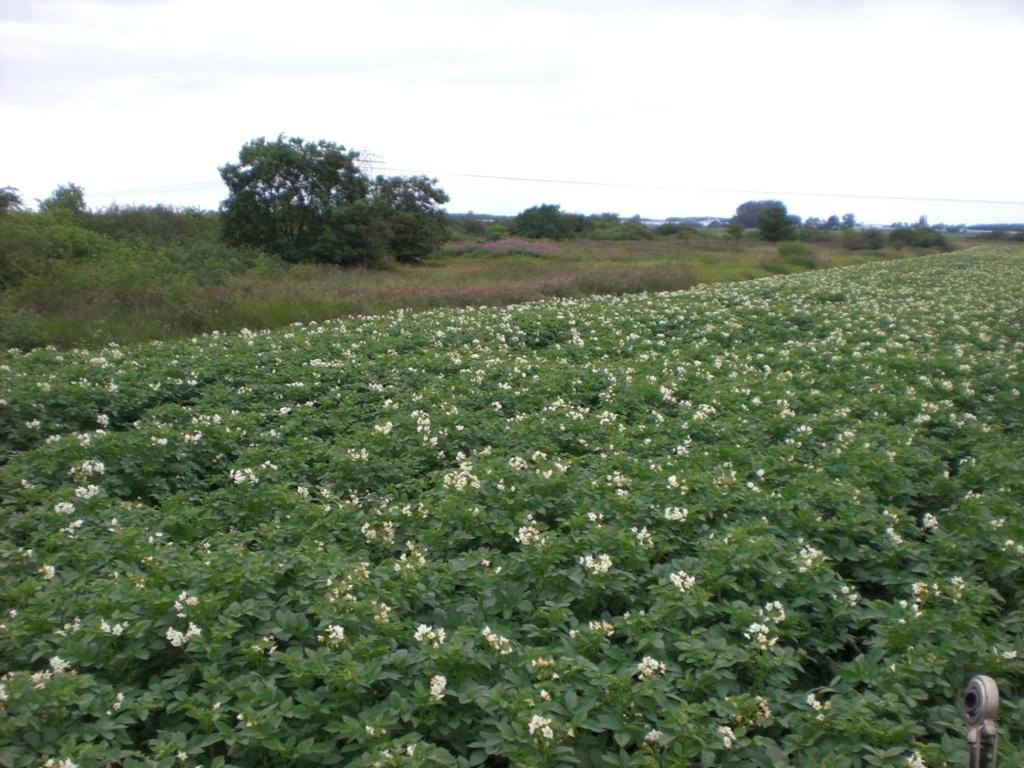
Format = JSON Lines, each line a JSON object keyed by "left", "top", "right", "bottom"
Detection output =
{"left": 654, "top": 222, "right": 697, "bottom": 238}
{"left": 484, "top": 221, "right": 512, "bottom": 240}
{"left": 85, "top": 203, "right": 220, "bottom": 245}
{"left": 509, "top": 204, "right": 582, "bottom": 240}
{"left": 220, "top": 135, "right": 370, "bottom": 264}
{"left": 889, "top": 226, "right": 949, "bottom": 250}
{"left": 368, "top": 176, "right": 450, "bottom": 263}
{"left": 733, "top": 200, "right": 785, "bottom": 229}
{"left": 0, "top": 211, "right": 270, "bottom": 347}
{"left": 2, "top": 206, "right": 862, "bottom": 349}
{"left": 220, "top": 136, "right": 449, "bottom": 266}
{"left": 38, "top": 182, "right": 88, "bottom": 215}
{"left": 757, "top": 203, "right": 796, "bottom": 243}
{"left": 0, "top": 211, "right": 116, "bottom": 289}
{"left": 1, "top": 248, "right": 1022, "bottom": 766}
{"left": 582, "top": 215, "right": 655, "bottom": 241}
{"left": 0, "top": 186, "right": 24, "bottom": 213}
{"left": 840, "top": 228, "right": 885, "bottom": 250}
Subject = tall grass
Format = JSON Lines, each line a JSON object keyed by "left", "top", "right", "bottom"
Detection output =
{"left": 0, "top": 213, "right": 919, "bottom": 349}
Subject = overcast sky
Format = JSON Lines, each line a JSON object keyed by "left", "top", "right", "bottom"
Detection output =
{"left": 2, "top": 0, "right": 1022, "bottom": 224}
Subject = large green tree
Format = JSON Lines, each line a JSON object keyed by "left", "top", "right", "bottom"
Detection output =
{"left": 220, "top": 135, "right": 370, "bottom": 264}
{"left": 368, "top": 175, "right": 449, "bottom": 263}
{"left": 220, "top": 136, "right": 450, "bottom": 265}
{"left": 732, "top": 200, "right": 785, "bottom": 229}
{"left": 757, "top": 202, "right": 797, "bottom": 242}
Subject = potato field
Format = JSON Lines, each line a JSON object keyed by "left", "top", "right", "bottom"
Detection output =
{"left": 1, "top": 246, "right": 1022, "bottom": 767}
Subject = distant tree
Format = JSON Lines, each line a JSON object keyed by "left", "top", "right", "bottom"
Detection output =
{"left": 918, "top": 214, "right": 929, "bottom": 228}
{"left": 509, "top": 204, "right": 580, "bottom": 240}
{"left": 220, "top": 135, "right": 370, "bottom": 264}
{"left": 0, "top": 186, "right": 23, "bottom": 213}
{"left": 367, "top": 175, "right": 449, "bottom": 263}
{"left": 824, "top": 215, "right": 841, "bottom": 230}
{"left": 39, "top": 183, "right": 87, "bottom": 215}
{"left": 733, "top": 200, "right": 786, "bottom": 228}
{"left": 757, "top": 202, "right": 796, "bottom": 242}
{"left": 804, "top": 217, "right": 825, "bottom": 230}
{"left": 841, "top": 213, "right": 857, "bottom": 230}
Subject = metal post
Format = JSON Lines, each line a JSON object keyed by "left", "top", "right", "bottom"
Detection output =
{"left": 964, "top": 675, "right": 999, "bottom": 768}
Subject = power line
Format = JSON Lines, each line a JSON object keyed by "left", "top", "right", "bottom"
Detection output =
{"left": 378, "top": 166, "right": 1024, "bottom": 208}
{"left": 90, "top": 180, "right": 225, "bottom": 197}
{"left": 84, "top": 170, "right": 1023, "bottom": 210}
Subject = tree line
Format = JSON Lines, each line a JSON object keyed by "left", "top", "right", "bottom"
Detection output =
{"left": 1, "top": 135, "right": 451, "bottom": 268}
{"left": 3, "top": 136, "right": 958, "bottom": 265}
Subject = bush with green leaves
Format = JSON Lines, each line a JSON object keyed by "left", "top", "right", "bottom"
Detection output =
{"left": 654, "top": 223, "right": 698, "bottom": 239}
{"left": 580, "top": 215, "right": 655, "bottom": 241}
{"left": 0, "top": 211, "right": 119, "bottom": 289}
{"left": 38, "top": 183, "right": 88, "bottom": 216}
{"left": 0, "top": 211, "right": 269, "bottom": 348}
{"left": 509, "top": 204, "right": 582, "bottom": 240}
{"left": 85, "top": 204, "right": 220, "bottom": 245}
{"left": 840, "top": 229, "right": 885, "bottom": 251}
{"left": 1, "top": 246, "right": 1022, "bottom": 767}
{"left": 888, "top": 227, "right": 948, "bottom": 250}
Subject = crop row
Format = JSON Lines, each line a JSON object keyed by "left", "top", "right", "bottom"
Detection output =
{"left": 1, "top": 245, "right": 1022, "bottom": 766}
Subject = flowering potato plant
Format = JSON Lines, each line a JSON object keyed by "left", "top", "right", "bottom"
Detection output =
{"left": 1, "top": 245, "right": 1022, "bottom": 767}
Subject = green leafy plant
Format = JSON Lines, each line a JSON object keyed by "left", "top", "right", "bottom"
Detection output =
{"left": 1, "top": 246, "right": 1022, "bottom": 766}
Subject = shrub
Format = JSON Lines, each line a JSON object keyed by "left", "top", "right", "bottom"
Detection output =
{"left": 0, "top": 211, "right": 118, "bottom": 289}
{"left": 655, "top": 222, "right": 697, "bottom": 238}
{"left": 85, "top": 204, "right": 220, "bottom": 245}
{"left": 484, "top": 221, "right": 511, "bottom": 240}
{"left": 889, "top": 227, "right": 949, "bottom": 250}
{"left": 758, "top": 204, "right": 797, "bottom": 242}
{"left": 840, "top": 228, "right": 885, "bottom": 250}
{"left": 587, "top": 221, "right": 655, "bottom": 241}
{"left": 509, "top": 204, "right": 582, "bottom": 240}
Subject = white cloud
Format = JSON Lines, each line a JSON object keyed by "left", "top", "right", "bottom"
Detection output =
{"left": 1, "top": 0, "right": 1021, "bottom": 222}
